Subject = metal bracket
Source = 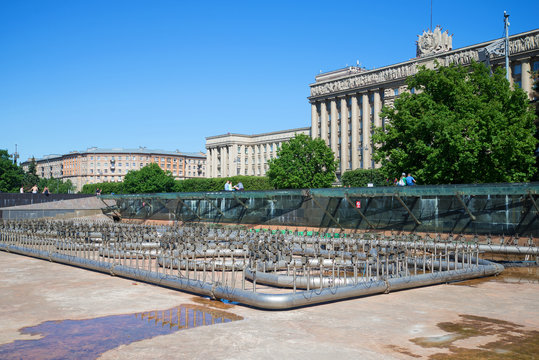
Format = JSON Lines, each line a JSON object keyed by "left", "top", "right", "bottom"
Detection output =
{"left": 344, "top": 194, "right": 375, "bottom": 229}
{"left": 394, "top": 193, "right": 422, "bottom": 225}
{"left": 528, "top": 191, "right": 539, "bottom": 214}
{"left": 204, "top": 196, "right": 226, "bottom": 217}
{"left": 233, "top": 194, "right": 249, "bottom": 209}
{"left": 309, "top": 195, "right": 345, "bottom": 231}
{"left": 177, "top": 199, "right": 201, "bottom": 220}
{"left": 454, "top": 192, "right": 476, "bottom": 221}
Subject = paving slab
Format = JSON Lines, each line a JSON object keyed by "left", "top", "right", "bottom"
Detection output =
{"left": 0, "top": 251, "right": 537, "bottom": 359}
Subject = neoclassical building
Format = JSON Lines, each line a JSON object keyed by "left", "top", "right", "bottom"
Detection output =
{"left": 205, "top": 127, "right": 310, "bottom": 178}
{"left": 21, "top": 147, "right": 206, "bottom": 191}
{"left": 309, "top": 27, "right": 539, "bottom": 178}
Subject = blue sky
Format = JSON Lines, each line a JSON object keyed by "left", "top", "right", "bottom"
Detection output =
{"left": 1, "top": 0, "right": 538, "bottom": 163}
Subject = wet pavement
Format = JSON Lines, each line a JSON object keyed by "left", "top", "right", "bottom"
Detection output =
{"left": 0, "top": 251, "right": 537, "bottom": 359}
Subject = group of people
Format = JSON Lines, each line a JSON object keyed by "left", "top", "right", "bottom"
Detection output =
{"left": 395, "top": 173, "right": 416, "bottom": 186}
{"left": 19, "top": 185, "right": 50, "bottom": 195}
{"left": 224, "top": 181, "right": 244, "bottom": 191}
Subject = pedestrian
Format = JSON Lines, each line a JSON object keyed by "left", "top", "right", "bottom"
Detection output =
{"left": 19, "top": 186, "right": 24, "bottom": 194}
{"left": 42, "top": 186, "right": 50, "bottom": 196}
{"left": 234, "top": 182, "right": 244, "bottom": 191}
{"left": 30, "top": 184, "right": 38, "bottom": 193}
{"left": 405, "top": 173, "right": 416, "bottom": 186}
{"left": 224, "top": 181, "right": 232, "bottom": 191}
{"left": 397, "top": 173, "right": 406, "bottom": 186}
{"left": 95, "top": 188, "right": 101, "bottom": 196}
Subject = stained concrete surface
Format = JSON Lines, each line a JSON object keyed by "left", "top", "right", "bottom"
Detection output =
{"left": 0, "top": 251, "right": 537, "bottom": 360}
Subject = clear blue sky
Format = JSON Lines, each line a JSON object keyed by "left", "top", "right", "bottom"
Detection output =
{"left": 1, "top": 0, "right": 538, "bottom": 163}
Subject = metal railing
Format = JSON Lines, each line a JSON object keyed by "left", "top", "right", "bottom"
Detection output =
{"left": 101, "top": 182, "right": 539, "bottom": 236}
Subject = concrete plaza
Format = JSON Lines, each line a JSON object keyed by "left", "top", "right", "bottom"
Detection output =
{"left": 0, "top": 251, "right": 537, "bottom": 359}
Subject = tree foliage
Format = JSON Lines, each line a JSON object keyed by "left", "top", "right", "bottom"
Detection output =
{"left": 0, "top": 149, "right": 24, "bottom": 192}
{"left": 37, "top": 178, "right": 75, "bottom": 194}
{"left": 122, "top": 163, "right": 175, "bottom": 194}
{"left": 373, "top": 61, "right": 537, "bottom": 184}
{"left": 21, "top": 157, "right": 39, "bottom": 189}
{"left": 267, "top": 134, "right": 338, "bottom": 189}
{"left": 341, "top": 169, "right": 389, "bottom": 187}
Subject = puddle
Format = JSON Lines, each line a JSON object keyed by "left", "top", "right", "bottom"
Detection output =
{"left": 452, "top": 267, "right": 539, "bottom": 287}
{"left": 0, "top": 304, "right": 242, "bottom": 360}
{"left": 409, "top": 314, "right": 539, "bottom": 359}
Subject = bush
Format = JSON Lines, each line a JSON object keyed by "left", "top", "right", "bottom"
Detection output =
{"left": 341, "top": 169, "right": 389, "bottom": 187}
{"left": 174, "top": 176, "right": 273, "bottom": 192}
{"left": 81, "top": 182, "right": 124, "bottom": 195}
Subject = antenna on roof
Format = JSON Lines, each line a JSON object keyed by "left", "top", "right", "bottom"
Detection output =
{"left": 13, "top": 144, "right": 19, "bottom": 165}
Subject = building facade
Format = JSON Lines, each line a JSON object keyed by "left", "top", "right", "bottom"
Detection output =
{"left": 205, "top": 127, "right": 311, "bottom": 178}
{"left": 21, "top": 147, "right": 206, "bottom": 192}
{"left": 309, "top": 28, "right": 539, "bottom": 178}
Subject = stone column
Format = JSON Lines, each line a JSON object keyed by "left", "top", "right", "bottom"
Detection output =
{"left": 254, "top": 145, "right": 259, "bottom": 176}
{"left": 246, "top": 146, "right": 252, "bottom": 176}
{"left": 311, "top": 102, "right": 319, "bottom": 139}
{"left": 229, "top": 145, "right": 238, "bottom": 176}
{"left": 340, "top": 97, "right": 349, "bottom": 175}
{"left": 373, "top": 90, "right": 382, "bottom": 169}
{"left": 272, "top": 142, "right": 277, "bottom": 159}
{"left": 222, "top": 147, "right": 228, "bottom": 177}
{"left": 214, "top": 148, "right": 219, "bottom": 177}
{"left": 330, "top": 99, "right": 338, "bottom": 156}
{"left": 362, "top": 93, "right": 371, "bottom": 169}
{"left": 240, "top": 145, "right": 246, "bottom": 175}
{"left": 521, "top": 60, "right": 532, "bottom": 99}
{"left": 206, "top": 149, "right": 212, "bottom": 177}
{"left": 320, "top": 101, "right": 329, "bottom": 145}
{"left": 351, "top": 95, "right": 360, "bottom": 170}
{"left": 507, "top": 65, "right": 513, "bottom": 87}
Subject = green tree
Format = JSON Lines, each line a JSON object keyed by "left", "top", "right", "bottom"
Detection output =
{"left": 22, "top": 157, "right": 39, "bottom": 189}
{"left": 0, "top": 149, "right": 24, "bottom": 192}
{"left": 373, "top": 61, "right": 537, "bottom": 184}
{"left": 266, "top": 134, "right": 338, "bottom": 189}
{"left": 38, "top": 178, "right": 76, "bottom": 194}
{"left": 122, "top": 163, "right": 175, "bottom": 194}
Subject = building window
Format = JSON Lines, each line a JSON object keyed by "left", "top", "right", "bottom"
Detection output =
{"left": 394, "top": 89, "right": 399, "bottom": 96}
{"left": 533, "top": 61, "right": 539, "bottom": 72}
{"left": 514, "top": 64, "right": 522, "bottom": 75}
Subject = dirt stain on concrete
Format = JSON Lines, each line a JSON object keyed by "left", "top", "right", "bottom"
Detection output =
{"left": 410, "top": 314, "right": 539, "bottom": 359}
{"left": 0, "top": 304, "right": 242, "bottom": 360}
{"left": 452, "top": 267, "right": 539, "bottom": 287}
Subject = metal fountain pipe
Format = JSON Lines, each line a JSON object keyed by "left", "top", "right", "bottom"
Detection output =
{"left": 353, "top": 239, "right": 539, "bottom": 255}
{"left": 0, "top": 231, "right": 505, "bottom": 310}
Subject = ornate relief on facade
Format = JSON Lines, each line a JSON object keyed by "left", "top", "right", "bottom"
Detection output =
{"left": 416, "top": 26, "right": 453, "bottom": 57}
{"left": 509, "top": 33, "right": 539, "bottom": 54}
{"left": 310, "top": 63, "right": 418, "bottom": 97}
{"left": 310, "top": 31, "right": 539, "bottom": 98}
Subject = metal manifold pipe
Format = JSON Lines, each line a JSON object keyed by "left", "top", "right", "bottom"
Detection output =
{"left": 0, "top": 241, "right": 503, "bottom": 310}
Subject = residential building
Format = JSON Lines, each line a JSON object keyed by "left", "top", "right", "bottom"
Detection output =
{"left": 21, "top": 147, "right": 206, "bottom": 192}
